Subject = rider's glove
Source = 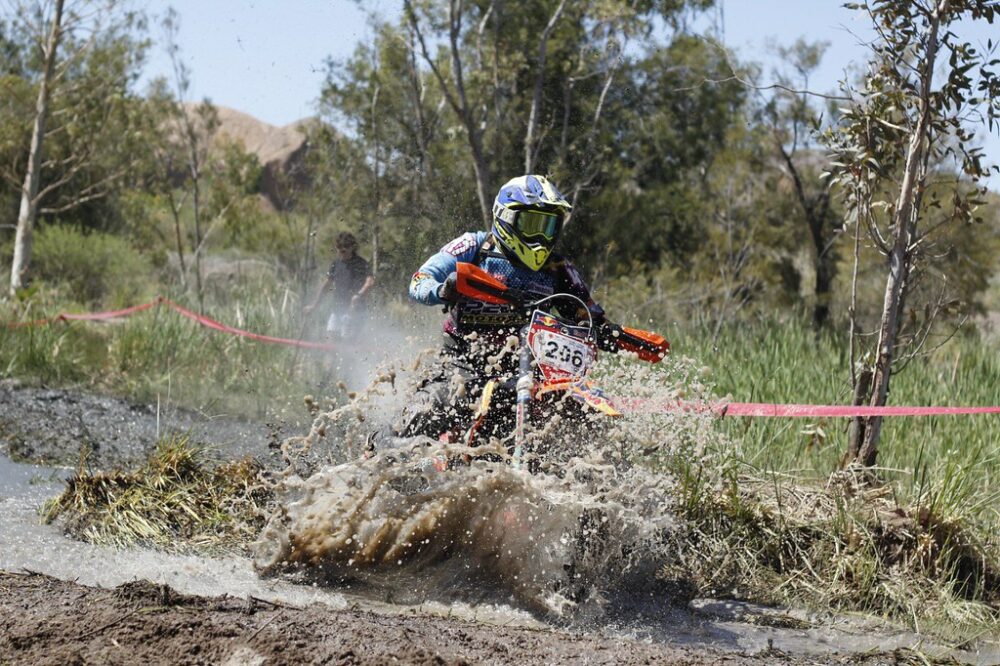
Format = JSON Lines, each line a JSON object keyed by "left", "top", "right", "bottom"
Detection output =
{"left": 437, "top": 272, "right": 459, "bottom": 303}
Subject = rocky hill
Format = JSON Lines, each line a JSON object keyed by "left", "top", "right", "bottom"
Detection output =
{"left": 189, "top": 104, "right": 317, "bottom": 210}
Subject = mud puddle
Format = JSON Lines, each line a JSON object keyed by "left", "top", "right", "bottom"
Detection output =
{"left": 3, "top": 382, "right": 999, "bottom": 664}
{"left": 4, "top": 486, "right": 997, "bottom": 665}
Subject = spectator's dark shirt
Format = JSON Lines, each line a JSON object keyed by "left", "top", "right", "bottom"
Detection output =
{"left": 326, "top": 254, "right": 371, "bottom": 308}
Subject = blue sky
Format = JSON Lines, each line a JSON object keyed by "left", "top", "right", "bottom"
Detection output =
{"left": 139, "top": 0, "right": 999, "bottom": 188}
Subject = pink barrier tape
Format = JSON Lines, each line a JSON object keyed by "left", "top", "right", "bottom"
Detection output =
{"left": 4, "top": 299, "right": 162, "bottom": 328}
{"left": 159, "top": 298, "right": 337, "bottom": 351}
{"left": 7, "top": 302, "right": 1000, "bottom": 417}
{"left": 3, "top": 296, "right": 340, "bottom": 352}
{"left": 59, "top": 300, "right": 160, "bottom": 321}
{"left": 612, "top": 398, "right": 1000, "bottom": 418}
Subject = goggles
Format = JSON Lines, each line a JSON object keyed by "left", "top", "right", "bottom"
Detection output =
{"left": 514, "top": 209, "right": 561, "bottom": 241}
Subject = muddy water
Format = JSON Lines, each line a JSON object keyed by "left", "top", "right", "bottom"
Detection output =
{"left": 2, "top": 375, "right": 999, "bottom": 663}
{"left": 4, "top": 459, "right": 997, "bottom": 663}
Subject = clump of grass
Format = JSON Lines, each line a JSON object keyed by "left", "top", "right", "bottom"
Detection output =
{"left": 659, "top": 451, "right": 1000, "bottom": 640}
{"left": 42, "top": 435, "right": 272, "bottom": 553}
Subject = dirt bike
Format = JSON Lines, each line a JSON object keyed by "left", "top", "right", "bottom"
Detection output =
{"left": 396, "top": 262, "right": 669, "bottom": 472}
{"left": 298, "top": 265, "right": 671, "bottom": 610}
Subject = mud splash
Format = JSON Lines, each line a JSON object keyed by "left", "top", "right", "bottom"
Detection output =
{"left": 253, "top": 353, "right": 721, "bottom": 617}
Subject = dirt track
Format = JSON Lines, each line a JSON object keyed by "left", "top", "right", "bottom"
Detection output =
{"left": 0, "top": 382, "right": 987, "bottom": 665}
{"left": 0, "top": 571, "right": 883, "bottom": 665}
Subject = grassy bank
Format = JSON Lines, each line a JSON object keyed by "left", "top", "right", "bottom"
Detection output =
{"left": 659, "top": 317, "right": 1000, "bottom": 638}
{"left": 0, "top": 285, "right": 336, "bottom": 424}
{"left": 5, "top": 290, "right": 1000, "bottom": 638}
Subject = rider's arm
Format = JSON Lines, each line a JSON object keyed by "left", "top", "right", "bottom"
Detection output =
{"left": 409, "top": 232, "right": 487, "bottom": 306}
{"left": 303, "top": 271, "right": 335, "bottom": 313}
{"left": 556, "top": 258, "right": 668, "bottom": 359}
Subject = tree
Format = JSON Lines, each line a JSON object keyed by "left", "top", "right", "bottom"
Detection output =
{"left": 823, "top": 0, "right": 1000, "bottom": 467}
{"left": 322, "top": 0, "right": 727, "bottom": 283}
{"left": 9, "top": 0, "right": 65, "bottom": 295}
{"left": 761, "top": 39, "right": 843, "bottom": 329}
{"left": 4, "top": 0, "right": 148, "bottom": 296}
{"left": 157, "top": 8, "right": 218, "bottom": 309}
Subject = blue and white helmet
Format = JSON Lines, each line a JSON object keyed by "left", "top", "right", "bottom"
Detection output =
{"left": 491, "top": 175, "right": 572, "bottom": 271}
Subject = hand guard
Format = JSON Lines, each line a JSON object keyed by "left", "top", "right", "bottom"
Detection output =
{"left": 596, "top": 322, "right": 670, "bottom": 363}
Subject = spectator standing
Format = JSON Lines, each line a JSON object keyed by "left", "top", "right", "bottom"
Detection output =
{"left": 304, "top": 232, "right": 375, "bottom": 337}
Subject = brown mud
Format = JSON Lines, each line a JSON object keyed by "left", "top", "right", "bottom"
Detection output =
{"left": 3, "top": 382, "right": 996, "bottom": 664}
{"left": 0, "top": 571, "right": 899, "bottom": 665}
{"left": 0, "top": 379, "right": 297, "bottom": 469}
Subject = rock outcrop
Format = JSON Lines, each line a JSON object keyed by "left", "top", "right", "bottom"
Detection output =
{"left": 190, "top": 104, "right": 318, "bottom": 210}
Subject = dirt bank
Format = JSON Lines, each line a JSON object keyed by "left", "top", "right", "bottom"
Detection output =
{"left": 0, "top": 571, "right": 883, "bottom": 665}
{"left": 0, "top": 379, "right": 297, "bottom": 469}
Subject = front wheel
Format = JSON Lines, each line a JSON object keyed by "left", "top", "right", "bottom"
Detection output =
{"left": 525, "top": 393, "right": 611, "bottom": 474}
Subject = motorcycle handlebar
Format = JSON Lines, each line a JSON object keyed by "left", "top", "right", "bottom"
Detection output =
{"left": 454, "top": 261, "right": 669, "bottom": 363}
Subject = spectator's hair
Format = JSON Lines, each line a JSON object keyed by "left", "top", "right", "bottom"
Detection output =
{"left": 335, "top": 232, "right": 358, "bottom": 251}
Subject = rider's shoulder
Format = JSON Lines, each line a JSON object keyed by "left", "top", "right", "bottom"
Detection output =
{"left": 440, "top": 231, "right": 488, "bottom": 257}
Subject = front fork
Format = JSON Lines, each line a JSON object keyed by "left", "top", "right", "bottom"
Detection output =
{"left": 512, "top": 327, "right": 533, "bottom": 470}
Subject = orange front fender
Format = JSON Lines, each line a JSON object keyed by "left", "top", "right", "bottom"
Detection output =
{"left": 535, "top": 379, "right": 621, "bottom": 417}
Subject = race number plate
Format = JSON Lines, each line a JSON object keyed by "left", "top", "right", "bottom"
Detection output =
{"left": 531, "top": 329, "right": 594, "bottom": 378}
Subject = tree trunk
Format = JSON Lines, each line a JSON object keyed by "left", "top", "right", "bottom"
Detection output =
{"left": 851, "top": 0, "right": 946, "bottom": 466}
{"left": 846, "top": 368, "right": 872, "bottom": 465}
{"left": 371, "top": 82, "right": 381, "bottom": 274}
{"left": 524, "top": 0, "right": 567, "bottom": 173}
{"left": 191, "top": 166, "right": 204, "bottom": 312}
{"left": 167, "top": 190, "right": 188, "bottom": 289}
{"left": 9, "top": 0, "right": 65, "bottom": 296}
{"left": 813, "top": 256, "right": 833, "bottom": 328}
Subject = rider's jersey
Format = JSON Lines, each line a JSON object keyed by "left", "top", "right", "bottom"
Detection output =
{"left": 409, "top": 232, "right": 605, "bottom": 341}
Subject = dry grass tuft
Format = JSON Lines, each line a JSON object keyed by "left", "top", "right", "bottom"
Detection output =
{"left": 41, "top": 435, "right": 272, "bottom": 553}
{"left": 659, "top": 460, "right": 1000, "bottom": 639}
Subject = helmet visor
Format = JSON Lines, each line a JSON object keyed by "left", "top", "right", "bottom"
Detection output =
{"left": 515, "top": 210, "right": 561, "bottom": 241}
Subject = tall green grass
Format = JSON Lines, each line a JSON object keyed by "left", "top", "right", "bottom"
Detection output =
{"left": 676, "top": 318, "right": 1000, "bottom": 514}
{"left": 0, "top": 283, "right": 333, "bottom": 424}
{"left": 658, "top": 316, "right": 1000, "bottom": 637}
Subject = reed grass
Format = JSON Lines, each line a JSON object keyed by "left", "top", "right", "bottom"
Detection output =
{"left": 41, "top": 435, "right": 272, "bottom": 552}
{"left": 658, "top": 316, "right": 1000, "bottom": 639}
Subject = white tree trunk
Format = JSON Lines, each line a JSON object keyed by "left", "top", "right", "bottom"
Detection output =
{"left": 10, "top": 0, "right": 65, "bottom": 296}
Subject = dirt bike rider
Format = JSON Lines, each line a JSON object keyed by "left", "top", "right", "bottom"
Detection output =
{"left": 402, "top": 175, "right": 658, "bottom": 441}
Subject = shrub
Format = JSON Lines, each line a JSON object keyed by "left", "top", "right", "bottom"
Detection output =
{"left": 31, "top": 224, "right": 154, "bottom": 306}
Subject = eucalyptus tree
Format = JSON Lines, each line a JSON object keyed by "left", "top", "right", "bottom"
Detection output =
{"left": 761, "top": 40, "right": 844, "bottom": 329}
{"left": 321, "top": 0, "right": 729, "bottom": 277}
{"left": 823, "top": 0, "right": 1000, "bottom": 466}
{"left": 3, "top": 0, "right": 148, "bottom": 296}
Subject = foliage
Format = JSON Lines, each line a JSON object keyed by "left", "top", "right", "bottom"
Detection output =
{"left": 30, "top": 224, "right": 153, "bottom": 305}
{"left": 0, "top": 1, "right": 155, "bottom": 232}
{"left": 314, "top": 0, "right": 756, "bottom": 291}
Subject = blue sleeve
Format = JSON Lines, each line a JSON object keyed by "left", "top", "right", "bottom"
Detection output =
{"left": 409, "top": 232, "right": 486, "bottom": 306}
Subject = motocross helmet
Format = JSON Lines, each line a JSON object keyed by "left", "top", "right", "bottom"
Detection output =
{"left": 491, "top": 175, "right": 572, "bottom": 271}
